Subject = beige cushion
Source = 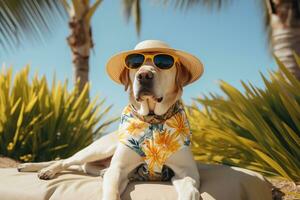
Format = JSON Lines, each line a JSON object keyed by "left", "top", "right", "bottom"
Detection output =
{"left": 0, "top": 163, "right": 272, "bottom": 200}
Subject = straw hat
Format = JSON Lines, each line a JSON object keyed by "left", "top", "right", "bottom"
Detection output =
{"left": 106, "top": 40, "right": 204, "bottom": 85}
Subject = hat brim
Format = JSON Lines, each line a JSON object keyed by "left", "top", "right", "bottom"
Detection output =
{"left": 106, "top": 47, "right": 204, "bottom": 85}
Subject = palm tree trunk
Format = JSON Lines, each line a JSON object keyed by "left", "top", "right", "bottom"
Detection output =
{"left": 267, "top": 0, "right": 300, "bottom": 80}
{"left": 67, "top": 1, "right": 93, "bottom": 93}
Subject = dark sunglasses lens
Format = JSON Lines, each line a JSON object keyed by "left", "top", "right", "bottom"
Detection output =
{"left": 125, "top": 54, "right": 145, "bottom": 69}
{"left": 154, "top": 54, "right": 174, "bottom": 69}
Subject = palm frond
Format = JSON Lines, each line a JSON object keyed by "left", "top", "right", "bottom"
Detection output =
{"left": 164, "top": 0, "right": 272, "bottom": 53}
{"left": 122, "top": 0, "right": 141, "bottom": 36}
{"left": 161, "top": 0, "right": 232, "bottom": 11}
{"left": 0, "top": 0, "right": 67, "bottom": 53}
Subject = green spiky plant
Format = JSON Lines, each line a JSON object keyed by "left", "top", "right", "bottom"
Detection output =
{"left": 0, "top": 66, "right": 117, "bottom": 162}
{"left": 188, "top": 55, "right": 300, "bottom": 182}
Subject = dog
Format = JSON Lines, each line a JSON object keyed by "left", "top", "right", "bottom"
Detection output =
{"left": 17, "top": 40, "right": 204, "bottom": 200}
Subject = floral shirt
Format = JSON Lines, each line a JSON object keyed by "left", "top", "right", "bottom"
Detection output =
{"left": 118, "top": 101, "right": 191, "bottom": 181}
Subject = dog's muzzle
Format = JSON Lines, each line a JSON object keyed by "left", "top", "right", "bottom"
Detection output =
{"left": 137, "top": 70, "right": 153, "bottom": 86}
{"left": 135, "top": 69, "right": 163, "bottom": 103}
{"left": 136, "top": 70, "right": 153, "bottom": 100}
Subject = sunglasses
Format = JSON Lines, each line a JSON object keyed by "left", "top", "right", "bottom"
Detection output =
{"left": 124, "top": 53, "right": 178, "bottom": 70}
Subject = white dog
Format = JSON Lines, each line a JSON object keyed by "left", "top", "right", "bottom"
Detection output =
{"left": 18, "top": 40, "right": 204, "bottom": 200}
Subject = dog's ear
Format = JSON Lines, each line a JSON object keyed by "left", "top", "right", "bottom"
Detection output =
{"left": 119, "top": 69, "right": 130, "bottom": 91}
{"left": 175, "top": 62, "right": 192, "bottom": 90}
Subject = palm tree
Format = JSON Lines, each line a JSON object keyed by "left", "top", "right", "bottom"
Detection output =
{"left": 265, "top": 0, "right": 300, "bottom": 80}
{"left": 0, "top": 0, "right": 141, "bottom": 93}
{"left": 66, "top": 0, "right": 141, "bottom": 92}
{"left": 164, "top": 0, "right": 300, "bottom": 80}
{"left": 64, "top": 0, "right": 103, "bottom": 93}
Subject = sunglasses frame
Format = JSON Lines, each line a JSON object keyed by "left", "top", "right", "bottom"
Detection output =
{"left": 124, "top": 52, "right": 179, "bottom": 70}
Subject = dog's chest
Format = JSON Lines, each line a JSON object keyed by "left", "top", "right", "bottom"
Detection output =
{"left": 118, "top": 103, "right": 192, "bottom": 181}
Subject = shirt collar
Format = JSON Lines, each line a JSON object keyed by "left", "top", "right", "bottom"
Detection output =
{"left": 129, "top": 100, "right": 183, "bottom": 124}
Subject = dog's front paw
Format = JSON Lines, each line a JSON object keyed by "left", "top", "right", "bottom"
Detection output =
{"left": 17, "top": 163, "right": 34, "bottom": 172}
{"left": 38, "top": 168, "right": 56, "bottom": 180}
{"left": 101, "top": 197, "right": 120, "bottom": 200}
{"left": 179, "top": 187, "right": 200, "bottom": 200}
{"left": 101, "top": 192, "right": 120, "bottom": 200}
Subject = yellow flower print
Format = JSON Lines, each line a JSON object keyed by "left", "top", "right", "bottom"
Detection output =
{"left": 118, "top": 102, "right": 191, "bottom": 180}
{"left": 123, "top": 105, "right": 132, "bottom": 115}
{"left": 126, "top": 118, "right": 148, "bottom": 136}
{"left": 153, "top": 130, "right": 180, "bottom": 154}
{"left": 166, "top": 112, "right": 190, "bottom": 140}
{"left": 142, "top": 139, "right": 167, "bottom": 177}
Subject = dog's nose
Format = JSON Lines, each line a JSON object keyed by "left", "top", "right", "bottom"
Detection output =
{"left": 137, "top": 70, "right": 153, "bottom": 82}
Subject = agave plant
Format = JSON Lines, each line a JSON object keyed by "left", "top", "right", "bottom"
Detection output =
{"left": 188, "top": 55, "right": 300, "bottom": 182}
{"left": 0, "top": 66, "right": 117, "bottom": 162}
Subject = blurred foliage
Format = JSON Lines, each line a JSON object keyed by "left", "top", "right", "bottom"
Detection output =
{"left": 0, "top": 0, "right": 66, "bottom": 51}
{"left": 0, "top": 0, "right": 143, "bottom": 51}
{"left": 188, "top": 55, "right": 300, "bottom": 182}
{"left": 0, "top": 66, "right": 116, "bottom": 162}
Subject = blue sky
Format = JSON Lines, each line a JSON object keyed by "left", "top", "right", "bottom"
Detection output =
{"left": 1, "top": 1, "right": 276, "bottom": 130}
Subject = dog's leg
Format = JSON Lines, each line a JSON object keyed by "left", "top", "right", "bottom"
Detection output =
{"left": 166, "top": 147, "right": 201, "bottom": 200}
{"left": 171, "top": 174, "right": 200, "bottom": 200}
{"left": 102, "top": 143, "right": 142, "bottom": 200}
{"left": 17, "top": 161, "right": 57, "bottom": 172}
{"left": 35, "top": 132, "right": 118, "bottom": 180}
